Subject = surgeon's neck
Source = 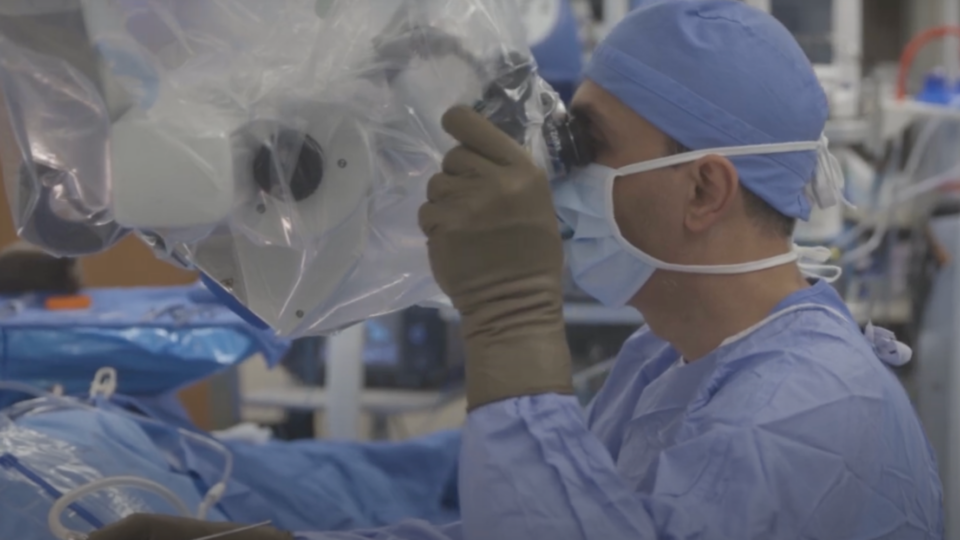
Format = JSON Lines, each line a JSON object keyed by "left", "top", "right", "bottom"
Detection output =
{"left": 631, "top": 264, "right": 810, "bottom": 362}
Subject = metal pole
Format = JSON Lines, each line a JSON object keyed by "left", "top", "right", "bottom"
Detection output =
{"left": 743, "top": 0, "right": 771, "bottom": 12}
{"left": 947, "top": 216, "right": 960, "bottom": 538}
{"left": 602, "top": 0, "right": 630, "bottom": 37}
{"left": 944, "top": 0, "right": 960, "bottom": 83}
{"left": 325, "top": 322, "right": 366, "bottom": 440}
{"left": 831, "top": 0, "right": 863, "bottom": 118}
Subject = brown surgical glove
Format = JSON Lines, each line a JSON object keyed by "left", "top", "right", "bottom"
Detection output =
{"left": 88, "top": 514, "right": 293, "bottom": 540}
{"left": 419, "top": 106, "right": 573, "bottom": 411}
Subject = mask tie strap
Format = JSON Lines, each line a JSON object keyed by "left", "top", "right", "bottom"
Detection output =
{"left": 805, "top": 134, "right": 855, "bottom": 211}
{"left": 795, "top": 244, "right": 842, "bottom": 283}
{"left": 863, "top": 322, "right": 913, "bottom": 367}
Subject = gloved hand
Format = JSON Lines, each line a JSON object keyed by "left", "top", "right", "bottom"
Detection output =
{"left": 88, "top": 515, "right": 293, "bottom": 540}
{"left": 419, "top": 106, "right": 573, "bottom": 410}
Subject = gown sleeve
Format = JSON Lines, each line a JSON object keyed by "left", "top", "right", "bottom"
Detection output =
{"left": 299, "top": 352, "right": 922, "bottom": 539}
{"left": 456, "top": 369, "right": 928, "bottom": 539}
{"left": 457, "top": 394, "right": 673, "bottom": 540}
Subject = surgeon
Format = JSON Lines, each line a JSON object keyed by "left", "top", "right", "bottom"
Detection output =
{"left": 91, "top": 1, "right": 943, "bottom": 539}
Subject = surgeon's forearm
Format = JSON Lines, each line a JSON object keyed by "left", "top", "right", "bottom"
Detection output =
{"left": 460, "top": 395, "right": 663, "bottom": 540}
{"left": 294, "top": 520, "right": 462, "bottom": 540}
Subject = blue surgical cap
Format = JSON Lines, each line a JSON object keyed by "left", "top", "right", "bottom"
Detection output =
{"left": 585, "top": 0, "right": 829, "bottom": 220}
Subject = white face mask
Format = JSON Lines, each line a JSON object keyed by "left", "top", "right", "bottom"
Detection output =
{"left": 552, "top": 136, "right": 845, "bottom": 308}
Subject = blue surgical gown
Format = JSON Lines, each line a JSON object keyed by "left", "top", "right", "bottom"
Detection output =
{"left": 300, "top": 280, "right": 943, "bottom": 539}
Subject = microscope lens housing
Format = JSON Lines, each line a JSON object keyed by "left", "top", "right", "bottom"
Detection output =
{"left": 0, "top": 0, "right": 576, "bottom": 336}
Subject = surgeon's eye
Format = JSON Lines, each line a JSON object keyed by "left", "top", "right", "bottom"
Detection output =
{"left": 585, "top": 125, "right": 608, "bottom": 153}
{"left": 575, "top": 118, "right": 599, "bottom": 148}
{"left": 586, "top": 128, "right": 608, "bottom": 156}
{"left": 589, "top": 131, "right": 605, "bottom": 150}
{"left": 568, "top": 105, "right": 606, "bottom": 159}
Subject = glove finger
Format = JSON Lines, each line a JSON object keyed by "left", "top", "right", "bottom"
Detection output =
{"left": 441, "top": 146, "right": 499, "bottom": 178}
{"left": 441, "top": 106, "right": 527, "bottom": 167}
{"left": 427, "top": 172, "right": 484, "bottom": 203}
{"left": 418, "top": 200, "right": 462, "bottom": 236}
{"left": 426, "top": 173, "right": 455, "bottom": 203}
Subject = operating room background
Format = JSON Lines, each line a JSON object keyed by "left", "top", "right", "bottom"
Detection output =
{"left": 0, "top": 102, "right": 213, "bottom": 424}
{"left": 5, "top": 2, "right": 960, "bottom": 538}
{"left": 0, "top": 0, "right": 928, "bottom": 434}
{"left": 0, "top": 0, "right": 950, "bottom": 437}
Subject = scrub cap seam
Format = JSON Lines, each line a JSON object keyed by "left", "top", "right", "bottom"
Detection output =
{"left": 701, "top": 11, "right": 829, "bottom": 115}
{"left": 695, "top": 10, "right": 825, "bottom": 99}
{"left": 590, "top": 45, "right": 813, "bottom": 183}
{"left": 592, "top": 45, "right": 762, "bottom": 146}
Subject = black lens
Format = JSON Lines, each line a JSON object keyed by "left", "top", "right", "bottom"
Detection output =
{"left": 252, "top": 129, "right": 325, "bottom": 203}
{"left": 560, "top": 114, "right": 595, "bottom": 168}
{"left": 543, "top": 112, "right": 595, "bottom": 176}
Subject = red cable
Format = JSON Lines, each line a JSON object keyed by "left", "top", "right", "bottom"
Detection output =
{"left": 897, "top": 25, "right": 960, "bottom": 100}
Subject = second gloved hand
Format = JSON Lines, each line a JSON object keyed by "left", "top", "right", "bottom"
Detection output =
{"left": 88, "top": 515, "right": 293, "bottom": 540}
{"left": 419, "top": 106, "right": 573, "bottom": 410}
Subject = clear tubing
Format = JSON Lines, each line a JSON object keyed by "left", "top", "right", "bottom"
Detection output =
{"left": 0, "top": 381, "right": 232, "bottom": 532}
{"left": 838, "top": 119, "right": 944, "bottom": 264}
{"left": 48, "top": 476, "right": 192, "bottom": 540}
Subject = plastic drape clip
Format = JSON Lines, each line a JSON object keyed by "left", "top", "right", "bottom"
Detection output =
{"left": 88, "top": 367, "right": 118, "bottom": 399}
{"left": 864, "top": 322, "right": 912, "bottom": 367}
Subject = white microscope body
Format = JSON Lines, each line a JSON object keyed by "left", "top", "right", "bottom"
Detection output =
{"left": 68, "top": 0, "right": 562, "bottom": 336}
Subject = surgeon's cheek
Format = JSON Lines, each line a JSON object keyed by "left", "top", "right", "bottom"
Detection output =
{"left": 611, "top": 177, "right": 653, "bottom": 251}
{"left": 621, "top": 174, "right": 686, "bottom": 259}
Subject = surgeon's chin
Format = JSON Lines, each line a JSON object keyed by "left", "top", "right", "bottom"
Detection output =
{"left": 627, "top": 270, "right": 682, "bottom": 323}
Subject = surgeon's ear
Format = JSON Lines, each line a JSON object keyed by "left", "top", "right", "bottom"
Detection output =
{"left": 684, "top": 155, "right": 739, "bottom": 233}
